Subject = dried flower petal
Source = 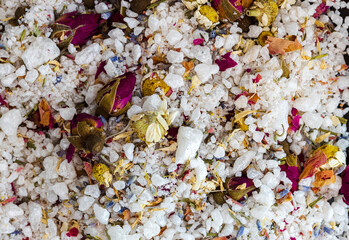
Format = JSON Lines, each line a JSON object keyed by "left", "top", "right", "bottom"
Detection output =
{"left": 95, "top": 60, "right": 106, "bottom": 80}
{"left": 92, "top": 163, "right": 112, "bottom": 187}
{"left": 193, "top": 38, "right": 205, "bottom": 45}
{"left": 252, "top": 74, "right": 262, "bottom": 83}
{"left": 313, "top": 3, "right": 329, "bottom": 19}
{"left": 0, "top": 95, "right": 8, "bottom": 107}
{"left": 299, "top": 151, "right": 327, "bottom": 180}
{"left": 194, "top": 5, "right": 219, "bottom": 29}
{"left": 312, "top": 170, "right": 336, "bottom": 188}
{"left": 340, "top": 166, "right": 349, "bottom": 205}
{"left": 246, "top": 0, "right": 278, "bottom": 26}
{"left": 280, "top": 154, "right": 300, "bottom": 192}
{"left": 215, "top": 52, "right": 238, "bottom": 71}
{"left": 66, "top": 227, "right": 79, "bottom": 237}
{"left": 31, "top": 99, "right": 55, "bottom": 129}
{"left": 266, "top": 36, "right": 302, "bottom": 55}
{"left": 212, "top": 0, "right": 244, "bottom": 23}
{"left": 141, "top": 71, "right": 171, "bottom": 96}
{"left": 66, "top": 144, "right": 75, "bottom": 163}
{"left": 96, "top": 72, "right": 136, "bottom": 117}
{"left": 290, "top": 115, "right": 301, "bottom": 132}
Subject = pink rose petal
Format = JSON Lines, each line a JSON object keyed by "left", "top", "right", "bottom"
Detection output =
{"left": 215, "top": 52, "right": 238, "bottom": 71}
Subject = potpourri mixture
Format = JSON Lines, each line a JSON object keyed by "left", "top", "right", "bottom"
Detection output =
{"left": 0, "top": 0, "right": 349, "bottom": 239}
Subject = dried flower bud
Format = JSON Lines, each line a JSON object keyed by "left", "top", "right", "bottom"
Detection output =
{"left": 182, "top": 0, "right": 208, "bottom": 10}
{"left": 96, "top": 72, "right": 136, "bottom": 117}
{"left": 194, "top": 5, "right": 219, "bottom": 29}
{"left": 141, "top": 71, "right": 171, "bottom": 96}
{"left": 257, "top": 31, "right": 273, "bottom": 46}
{"left": 92, "top": 163, "right": 112, "bottom": 187}
{"left": 68, "top": 113, "right": 105, "bottom": 156}
{"left": 246, "top": 0, "right": 279, "bottom": 27}
{"left": 225, "top": 176, "right": 256, "bottom": 201}
{"left": 131, "top": 100, "right": 178, "bottom": 145}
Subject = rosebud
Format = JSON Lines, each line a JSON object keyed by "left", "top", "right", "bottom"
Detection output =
{"left": 194, "top": 5, "right": 219, "bottom": 29}
{"left": 67, "top": 113, "right": 105, "bottom": 157}
{"left": 131, "top": 100, "right": 178, "bottom": 145}
{"left": 246, "top": 0, "right": 279, "bottom": 27}
{"left": 225, "top": 176, "right": 256, "bottom": 201}
{"left": 96, "top": 72, "right": 136, "bottom": 117}
{"left": 141, "top": 71, "right": 171, "bottom": 96}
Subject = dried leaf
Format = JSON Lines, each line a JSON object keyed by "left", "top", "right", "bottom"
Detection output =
{"left": 241, "top": 0, "right": 253, "bottom": 8}
{"left": 266, "top": 36, "right": 302, "bottom": 55}
{"left": 213, "top": 0, "right": 243, "bottom": 22}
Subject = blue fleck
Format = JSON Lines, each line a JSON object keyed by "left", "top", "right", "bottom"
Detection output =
{"left": 54, "top": 75, "right": 62, "bottom": 85}
{"left": 99, "top": 115, "right": 107, "bottom": 126}
{"left": 150, "top": 185, "right": 157, "bottom": 195}
{"left": 126, "top": 176, "right": 137, "bottom": 186}
{"left": 219, "top": 29, "right": 227, "bottom": 35}
{"left": 178, "top": 209, "right": 184, "bottom": 218}
{"left": 110, "top": 56, "right": 119, "bottom": 62}
{"left": 10, "top": 230, "right": 22, "bottom": 235}
{"left": 56, "top": 150, "right": 66, "bottom": 157}
{"left": 276, "top": 189, "right": 289, "bottom": 199}
{"left": 129, "top": 33, "right": 137, "bottom": 39}
{"left": 106, "top": 201, "right": 115, "bottom": 208}
{"left": 313, "top": 224, "right": 320, "bottom": 237}
{"left": 137, "top": 14, "right": 147, "bottom": 22}
{"left": 210, "top": 30, "right": 216, "bottom": 38}
{"left": 118, "top": 207, "right": 127, "bottom": 214}
{"left": 300, "top": 185, "right": 311, "bottom": 192}
{"left": 237, "top": 226, "right": 244, "bottom": 237}
{"left": 256, "top": 220, "right": 262, "bottom": 232}
{"left": 101, "top": 12, "right": 112, "bottom": 20}
{"left": 323, "top": 226, "right": 333, "bottom": 234}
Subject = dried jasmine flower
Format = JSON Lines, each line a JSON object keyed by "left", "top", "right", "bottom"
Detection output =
{"left": 67, "top": 113, "right": 106, "bottom": 159}
{"left": 141, "top": 71, "right": 171, "bottom": 96}
{"left": 194, "top": 5, "right": 219, "bottom": 29}
{"left": 96, "top": 72, "right": 136, "bottom": 117}
{"left": 246, "top": 0, "right": 279, "bottom": 27}
{"left": 131, "top": 99, "right": 178, "bottom": 145}
{"left": 92, "top": 163, "right": 112, "bottom": 187}
{"left": 182, "top": 0, "right": 208, "bottom": 10}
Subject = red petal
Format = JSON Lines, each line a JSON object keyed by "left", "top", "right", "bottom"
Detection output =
{"left": 252, "top": 74, "right": 262, "bottom": 83}
{"left": 0, "top": 95, "right": 8, "bottom": 107}
{"left": 66, "top": 144, "right": 75, "bottom": 163}
{"left": 215, "top": 52, "right": 238, "bottom": 71}
{"left": 299, "top": 151, "right": 327, "bottom": 180}
{"left": 193, "top": 38, "right": 204, "bottom": 45}
{"left": 95, "top": 60, "right": 107, "bottom": 80}
{"left": 313, "top": 3, "right": 329, "bottom": 19}
{"left": 66, "top": 227, "right": 79, "bottom": 237}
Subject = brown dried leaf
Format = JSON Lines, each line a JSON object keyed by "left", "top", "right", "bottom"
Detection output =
{"left": 266, "top": 36, "right": 302, "bottom": 55}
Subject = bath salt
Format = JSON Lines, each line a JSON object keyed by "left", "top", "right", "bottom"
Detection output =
{"left": 175, "top": 126, "right": 203, "bottom": 163}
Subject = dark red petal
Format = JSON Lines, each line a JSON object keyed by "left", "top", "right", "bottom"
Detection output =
{"left": 291, "top": 115, "right": 302, "bottom": 132}
{"left": 112, "top": 72, "right": 136, "bottom": 112}
{"left": 313, "top": 3, "right": 329, "bottom": 19}
{"left": 66, "top": 144, "right": 75, "bottom": 163}
{"left": 95, "top": 60, "right": 107, "bottom": 80}
{"left": 71, "top": 113, "right": 103, "bottom": 131}
{"left": 193, "top": 38, "right": 204, "bottom": 45}
{"left": 252, "top": 74, "right": 262, "bottom": 83}
{"left": 215, "top": 52, "right": 238, "bottom": 71}
{"left": 0, "top": 95, "right": 8, "bottom": 107}
{"left": 66, "top": 227, "right": 79, "bottom": 237}
{"left": 291, "top": 107, "right": 298, "bottom": 116}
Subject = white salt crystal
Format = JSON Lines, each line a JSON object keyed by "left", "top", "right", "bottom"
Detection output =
{"left": 253, "top": 131, "right": 264, "bottom": 143}
{"left": 166, "top": 30, "right": 183, "bottom": 45}
{"left": 164, "top": 73, "right": 184, "bottom": 89}
{"left": 95, "top": 2, "right": 108, "bottom": 13}
{"left": 127, "top": 105, "right": 142, "bottom": 118}
{"left": 224, "top": 34, "right": 240, "bottom": 50}
{"left": 93, "top": 203, "right": 110, "bottom": 225}
{"left": 43, "top": 156, "right": 59, "bottom": 179}
{"left": 293, "top": 97, "right": 319, "bottom": 112}
{"left": 132, "top": 45, "right": 142, "bottom": 62}
{"left": 4, "top": 203, "right": 24, "bottom": 218}
{"left": 78, "top": 196, "right": 95, "bottom": 211}
{"left": 232, "top": 151, "right": 256, "bottom": 173}
{"left": 28, "top": 202, "right": 42, "bottom": 231}
{"left": 104, "top": 59, "right": 118, "bottom": 77}
{"left": 143, "top": 221, "right": 160, "bottom": 239}
{"left": 0, "top": 63, "right": 15, "bottom": 78}
{"left": 167, "top": 50, "right": 184, "bottom": 63}
{"left": 134, "top": 26, "right": 144, "bottom": 35}
{"left": 253, "top": 185, "right": 275, "bottom": 207}
{"left": 75, "top": 43, "right": 101, "bottom": 65}
{"left": 337, "top": 76, "right": 349, "bottom": 89}
{"left": 85, "top": 184, "right": 100, "bottom": 198}
{"left": 115, "top": 39, "right": 124, "bottom": 53}
{"left": 1, "top": 73, "right": 16, "bottom": 87}
{"left": 123, "top": 143, "right": 135, "bottom": 161}
{"left": 219, "top": 224, "right": 234, "bottom": 236}
{"left": 15, "top": 65, "right": 26, "bottom": 77}
{"left": 124, "top": 17, "right": 139, "bottom": 29}
{"left": 247, "top": 25, "right": 263, "bottom": 38}
{"left": 52, "top": 182, "right": 69, "bottom": 200}
{"left": 0, "top": 109, "right": 22, "bottom": 136}
{"left": 59, "top": 108, "right": 76, "bottom": 121}
{"left": 211, "top": 209, "right": 223, "bottom": 232}
{"left": 251, "top": 206, "right": 268, "bottom": 220}
{"left": 108, "top": 226, "right": 126, "bottom": 240}
{"left": 143, "top": 94, "right": 162, "bottom": 111}
{"left": 214, "top": 146, "right": 225, "bottom": 158}
{"left": 179, "top": 233, "right": 195, "bottom": 240}
{"left": 284, "top": 22, "right": 299, "bottom": 36}
{"left": 175, "top": 126, "right": 203, "bottom": 164}
{"left": 58, "top": 160, "right": 77, "bottom": 179}
{"left": 261, "top": 172, "right": 280, "bottom": 189}
{"left": 302, "top": 112, "right": 323, "bottom": 129}
{"left": 234, "top": 95, "right": 248, "bottom": 109}
{"left": 25, "top": 69, "right": 39, "bottom": 83}
{"left": 0, "top": 221, "right": 15, "bottom": 234}
{"left": 151, "top": 173, "right": 169, "bottom": 187}
{"left": 191, "top": 46, "right": 212, "bottom": 63}
{"left": 148, "top": 15, "right": 160, "bottom": 32}
{"left": 113, "top": 181, "right": 126, "bottom": 190}
{"left": 85, "top": 84, "right": 103, "bottom": 105}
{"left": 21, "top": 37, "right": 60, "bottom": 70}
{"left": 194, "top": 64, "right": 219, "bottom": 83}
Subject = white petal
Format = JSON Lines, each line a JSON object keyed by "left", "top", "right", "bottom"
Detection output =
{"left": 157, "top": 114, "right": 169, "bottom": 131}
{"left": 167, "top": 111, "right": 179, "bottom": 125}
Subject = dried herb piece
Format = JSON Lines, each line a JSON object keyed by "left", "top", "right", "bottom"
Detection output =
{"left": 212, "top": 0, "right": 243, "bottom": 22}
{"left": 130, "top": 0, "right": 152, "bottom": 13}
{"left": 194, "top": 5, "right": 219, "bottom": 29}
{"left": 265, "top": 36, "right": 302, "bottom": 55}
{"left": 141, "top": 71, "right": 171, "bottom": 96}
{"left": 257, "top": 31, "right": 273, "bottom": 46}
{"left": 92, "top": 163, "right": 112, "bottom": 187}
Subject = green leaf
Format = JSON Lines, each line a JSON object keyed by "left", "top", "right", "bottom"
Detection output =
{"left": 20, "top": 29, "right": 26, "bottom": 42}
{"left": 27, "top": 140, "right": 36, "bottom": 150}
{"left": 33, "top": 23, "right": 41, "bottom": 37}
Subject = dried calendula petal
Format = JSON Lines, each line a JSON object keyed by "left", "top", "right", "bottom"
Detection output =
{"left": 246, "top": 0, "right": 279, "bottom": 27}
{"left": 92, "top": 163, "right": 112, "bottom": 187}
{"left": 141, "top": 71, "right": 171, "bottom": 96}
{"left": 194, "top": 5, "right": 219, "bottom": 29}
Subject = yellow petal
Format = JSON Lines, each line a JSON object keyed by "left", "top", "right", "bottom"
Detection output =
{"left": 314, "top": 132, "right": 331, "bottom": 143}
{"left": 234, "top": 110, "right": 257, "bottom": 123}
{"left": 157, "top": 114, "right": 169, "bottom": 131}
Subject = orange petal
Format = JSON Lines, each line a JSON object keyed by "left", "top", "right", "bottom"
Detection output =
{"left": 299, "top": 151, "right": 327, "bottom": 180}
{"left": 266, "top": 36, "right": 302, "bottom": 55}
